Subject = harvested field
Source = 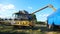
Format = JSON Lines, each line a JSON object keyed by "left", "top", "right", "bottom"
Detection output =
{"left": 0, "top": 24, "right": 60, "bottom": 34}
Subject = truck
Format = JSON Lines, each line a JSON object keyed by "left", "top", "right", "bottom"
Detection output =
{"left": 47, "top": 8, "right": 60, "bottom": 31}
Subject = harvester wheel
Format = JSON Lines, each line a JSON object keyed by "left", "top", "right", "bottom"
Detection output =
{"left": 13, "top": 26, "right": 19, "bottom": 29}
{"left": 29, "top": 26, "right": 34, "bottom": 29}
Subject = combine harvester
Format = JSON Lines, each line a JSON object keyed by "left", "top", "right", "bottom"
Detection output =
{"left": 12, "top": 10, "right": 36, "bottom": 28}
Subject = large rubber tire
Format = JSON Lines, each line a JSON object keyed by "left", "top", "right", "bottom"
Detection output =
{"left": 48, "top": 25, "right": 57, "bottom": 31}
{"left": 29, "top": 26, "right": 34, "bottom": 29}
{"left": 47, "top": 25, "right": 54, "bottom": 31}
{"left": 13, "top": 26, "right": 20, "bottom": 29}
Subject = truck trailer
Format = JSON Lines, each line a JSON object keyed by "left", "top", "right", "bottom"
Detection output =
{"left": 47, "top": 8, "right": 60, "bottom": 30}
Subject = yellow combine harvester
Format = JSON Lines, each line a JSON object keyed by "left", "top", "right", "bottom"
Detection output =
{"left": 12, "top": 10, "right": 36, "bottom": 28}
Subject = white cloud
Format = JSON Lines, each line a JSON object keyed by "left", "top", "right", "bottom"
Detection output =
{"left": 28, "top": 6, "right": 32, "bottom": 9}
{"left": 39, "top": 14, "right": 49, "bottom": 17}
{"left": 37, "top": 14, "right": 50, "bottom": 21}
{"left": 6, "top": 4, "right": 15, "bottom": 9}
{"left": 0, "top": 4, "right": 15, "bottom": 11}
{"left": 0, "top": 4, "right": 16, "bottom": 18}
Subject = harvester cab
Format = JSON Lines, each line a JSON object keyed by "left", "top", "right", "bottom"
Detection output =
{"left": 14, "top": 10, "right": 33, "bottom": 20}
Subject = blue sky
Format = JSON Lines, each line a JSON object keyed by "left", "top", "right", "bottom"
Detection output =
{"left": 0, "top": 0, "right": 60, "bottom": 21}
